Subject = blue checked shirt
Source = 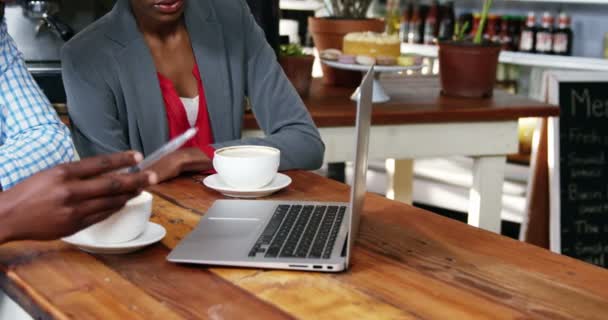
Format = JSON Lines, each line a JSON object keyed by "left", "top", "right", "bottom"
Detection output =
{"left": 0, "top": 20, "right": 75, "bottom": 190}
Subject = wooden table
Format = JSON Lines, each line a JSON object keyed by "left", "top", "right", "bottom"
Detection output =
{"left": 244, "top": 77, "right": 559, "bottom": 232}
{"left": 1, "top": 172, "right": 607, "bottom": 319}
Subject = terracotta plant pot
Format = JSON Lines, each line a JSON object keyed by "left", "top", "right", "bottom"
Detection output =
{"left": 279, "top": 55, "right": 315, "bottom": 97}
{"left": 309, "top": 17, "right": 384, "bottom": 87}
{"left": 438, "top": 41, "right": 501, "bottom": 98}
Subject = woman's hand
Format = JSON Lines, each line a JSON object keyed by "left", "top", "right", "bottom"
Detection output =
{"left": 149, "top": 148, "right": 212, "bottom": 182}
{"left": 0, "top": 152, "right": 158, "bottom": 244}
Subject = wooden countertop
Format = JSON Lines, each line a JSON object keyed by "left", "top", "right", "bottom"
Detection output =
{"left": 1, "top": 172, "right": 606, "bottom": 319}
{"left": 244, "top": 76, "right": 559, "bottom": 129}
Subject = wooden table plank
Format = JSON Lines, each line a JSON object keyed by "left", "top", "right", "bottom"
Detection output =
{"left": 97, "top": 246, "right": 294, "bottom": 320}
{"left": 354, "top": 216, "right": 608, "bottom": 320}
{"left": 244, "top": 77, "right": 559, "bottom": 129}
{"left": 0, "top": 207, "right": 295, "bottom": 320}
{"left": 356, "top": 188, "right": 608, "bottom": 301}
{"left": 0, "top": 242, "right": 184, "bottom": 320}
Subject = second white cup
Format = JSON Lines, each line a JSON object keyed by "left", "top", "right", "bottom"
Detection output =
{"left": 213, "top": 145, "right": 280, "bottom": 190}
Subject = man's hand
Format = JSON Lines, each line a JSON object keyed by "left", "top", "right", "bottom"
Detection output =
{"left": 0, "top": 152, "right": 158, "bottom": 243}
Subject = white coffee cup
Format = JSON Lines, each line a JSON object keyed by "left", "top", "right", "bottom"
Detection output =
{"left": 213, "top": 145, "right": 280, "bottom": 190}
{"left": 75, "top": 191, "right": 153, "bottom": 244}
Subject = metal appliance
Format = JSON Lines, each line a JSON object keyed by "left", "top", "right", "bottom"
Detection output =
{"left": 4, "top": 0, "right": 111, "bottom": 104}
{"left": 23, "top": 0, "right": 74, "bottom": 42}
{"left": 5, "top": 0, "right": 280, "bottom": 104}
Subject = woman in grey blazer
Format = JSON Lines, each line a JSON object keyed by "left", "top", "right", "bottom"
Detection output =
{"left": 62, "top": 0, "right": 324, "bottom": 182}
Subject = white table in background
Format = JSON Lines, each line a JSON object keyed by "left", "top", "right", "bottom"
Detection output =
{"left": 243, "top": 76, "right": 559, "bottom": 233}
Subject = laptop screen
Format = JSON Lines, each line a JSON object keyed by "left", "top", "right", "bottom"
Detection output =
{"left": 346, "top": 66, "right": 374, "bottom": 266}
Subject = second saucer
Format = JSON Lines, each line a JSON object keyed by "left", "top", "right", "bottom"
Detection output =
{"left": 203, "top": 173, "right": 292, "bottom": 198}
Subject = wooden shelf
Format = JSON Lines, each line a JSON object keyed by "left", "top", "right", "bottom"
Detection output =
{"left": 401, "top": 43, "right": 608, "bottom": 71}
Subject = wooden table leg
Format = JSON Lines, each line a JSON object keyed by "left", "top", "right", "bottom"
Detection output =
{"left": 387, "top": 159, "right": 414, "bottom": 205}
{"left": 468, "top": 156, "right": 506, "bottom": 233}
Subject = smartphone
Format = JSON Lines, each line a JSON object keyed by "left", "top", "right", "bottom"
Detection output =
{"left": 124, "top": 127, "right": 198, "bottom": 173}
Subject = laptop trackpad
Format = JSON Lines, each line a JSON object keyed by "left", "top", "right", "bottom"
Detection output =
{"left": 187, "top": 219, "right": 262, "bottom": 259}
{"left": 206, "top": 200, "right": 275, "bottom": 220}
{"left": 170, "top": 200, "right": 273, "bottom": 261}
{"left": 203, "top": 219, "right": 260, "bottom": 238}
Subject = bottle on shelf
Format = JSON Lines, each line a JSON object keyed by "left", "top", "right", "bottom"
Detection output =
{"left": 470, "top": 13, "right": 481, "bottom": 39}
{"left": 485, "top": 14, "right": 501, "bottom": 43}
{"left": 499, "top": 16, "right": 512, "bottom": 50}
{"left": 519, "top": 12, "right": 537, "bottom": 53}
{"left": 509, "top": 16, "right": 524, "bottom": 52}
{"left": 535, "top": 12, "right": 554, "bottom": 54}
{"left": 400, "top": 1, "right": 412, "bottom": 43}
{"left": 494, "top": 16, "right": 503, "bottom": 43}
{"left": 423, "top": 1, "right": 439, "bottom": 44}
{"left": 438, "top": 1, "right": 455, "bottom": 41}
{"left": 552, "top": 12, "right": 573, "bottom": 56}
{"left": 385, "top": 0, "right": 401, "bottom": 35}
{"left": 408, "top": 4, "right": 422, "bottom": 44}
{"left": 458, "top": 13, "right": 473, "bottom": 40}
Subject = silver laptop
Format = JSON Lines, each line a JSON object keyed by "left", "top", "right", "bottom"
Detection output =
{"left": 167, "top": 66, "right": 374, "bottom": 272}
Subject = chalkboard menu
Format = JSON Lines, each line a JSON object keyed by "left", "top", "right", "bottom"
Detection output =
{"left": 555, "top": 81, "right": 608, "bottom": 268}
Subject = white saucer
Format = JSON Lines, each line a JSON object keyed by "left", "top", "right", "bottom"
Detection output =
{"left": 203, "top": 173, "right": 292, "bottom": 198}
{"left": 62, "top": 222, "right": 166, "bottom": 255}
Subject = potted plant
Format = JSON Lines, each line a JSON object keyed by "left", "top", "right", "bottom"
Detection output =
{"left": 438, "top": 0, "right": 500, "bottom": 98}
{"left": 279, "top": 43, "right": 315, "bottom": 97}
{"left": 309, "top": 0, "right": 384, "bottom": 87}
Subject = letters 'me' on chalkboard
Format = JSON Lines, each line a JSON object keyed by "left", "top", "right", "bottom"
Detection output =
{"left": 549, "top": 79, "right": 608, "bottom": 268}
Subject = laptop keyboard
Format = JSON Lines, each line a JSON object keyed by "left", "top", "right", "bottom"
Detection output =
{"left": 249, "top": 204, "right": 347, "bottom": 259}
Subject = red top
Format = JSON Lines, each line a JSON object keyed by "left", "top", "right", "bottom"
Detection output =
{"left": 157, "top": 64, "right": 215, "bottom": 160}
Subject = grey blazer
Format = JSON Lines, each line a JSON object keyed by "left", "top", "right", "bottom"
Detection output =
{"left": 61, "top": 0, "right": 324, "bottom": 170}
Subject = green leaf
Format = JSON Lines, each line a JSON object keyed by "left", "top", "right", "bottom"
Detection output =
{"left": 279, "top": 44, "right": 305, "bottom": 57}
{"left": 474, "top": 0, "right": 494, "bottom": 45}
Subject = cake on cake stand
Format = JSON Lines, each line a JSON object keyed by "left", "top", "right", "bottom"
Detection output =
{"left": 321, "top": 60, "right": 425, "bottom": 103}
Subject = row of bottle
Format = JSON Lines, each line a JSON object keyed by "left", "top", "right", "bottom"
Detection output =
{"left": 387, "top": 1, "right": 574, "bottom": 56}
{"left": 469, "top": 14, "right": 525, "bottom": 51}
{"left": 519, "top": 12, "right": 573, "bottom": 55}
{"left": 386, "top": 0, "right": 456, "bottom": 44}
{"left": 466, "top": 11, "right": 573, "bottom": 55}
